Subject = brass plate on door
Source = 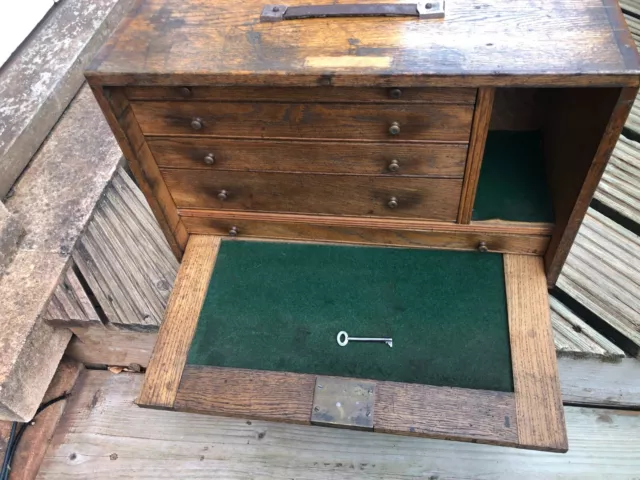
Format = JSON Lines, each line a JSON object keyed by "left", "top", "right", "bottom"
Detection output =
{"left": 311, "top": 376, "right": 375, "bottom": 431}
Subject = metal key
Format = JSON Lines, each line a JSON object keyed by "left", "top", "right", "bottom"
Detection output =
{"left": 337, "top": 331, "right": 393, "bottom": 348}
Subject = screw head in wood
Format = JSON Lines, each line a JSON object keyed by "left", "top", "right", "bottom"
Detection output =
{"left": 203, "top": 153, "right": 215, "bottom": 165}
{"left": 388, "top": 122, "right": 400, "bottom": 135}
{"left": 191, "top": 118, "right": 203, "bottom": 130}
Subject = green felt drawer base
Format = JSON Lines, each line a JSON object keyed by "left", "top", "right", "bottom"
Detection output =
{"left": 187, "top": 240, "right": 514, "bottom": 392}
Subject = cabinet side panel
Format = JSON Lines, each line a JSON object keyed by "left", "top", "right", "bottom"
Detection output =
{"left": 541, "top": 86, "right": 636, "bottom": 286}
{"left": 89, "top": 85, "right": 188, "bottom": 258}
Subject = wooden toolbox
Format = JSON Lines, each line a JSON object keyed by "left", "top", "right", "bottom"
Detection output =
{"left": 86, "top": 0, "right": 640, "bottom": 453}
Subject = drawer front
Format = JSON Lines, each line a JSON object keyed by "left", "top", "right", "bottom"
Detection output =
{"left": 149, "top": 138, "right": 467, "bottom": 177}
{"left": 180, "top": 215, "right": 550, "bottom": 255}
{"left": 126, "top": 86, "right": 477, "bottom": 104}
{"left": 132, "top": 102, "right": 474, "bottom": 141}
{"left": 163, "top": 170, "right": 462, "bottom": 221}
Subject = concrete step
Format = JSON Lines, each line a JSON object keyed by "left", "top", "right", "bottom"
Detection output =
{"left": 0, "top": 0, "right": 133, "bottom": 199}
{"left": 0, "top": 83, "right": 124, "bottom": 422}
{"left": 0, "top": 0, "right": 132, "bottom": 422}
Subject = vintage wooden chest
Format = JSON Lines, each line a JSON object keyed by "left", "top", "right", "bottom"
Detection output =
{"left": 87, "top": 0, "right": 640, "bottom": 453}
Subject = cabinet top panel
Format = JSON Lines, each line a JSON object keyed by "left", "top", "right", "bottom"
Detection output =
{"left": 87, "top": 0, "right": 640, "bottom": 87}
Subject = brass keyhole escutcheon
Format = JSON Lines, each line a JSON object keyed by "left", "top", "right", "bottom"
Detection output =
{"left": 388, "top": 197, "right": 398, "bottom": 209}
{"left": 203, "top": 153, "right": 215, "bottom": 165}
{"left": 217, "top": 190, "right": 228, "bottom": 201}
{"left": 388, "top": 159, "right": 400, "bottom": 172}
{"left": 388, "top": 122, "right": 401, "bottom": 135}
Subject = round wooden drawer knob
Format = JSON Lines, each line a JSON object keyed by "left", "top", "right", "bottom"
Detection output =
{"left": 191, "top": 118, "right": 203, "bottom": 130}
{"left": 388, "top": 159, "right": 400, "bottom": 172}
{"left": 389, "top": 88, "right": 402, "bottom": 99}
{"left": 229, "top": 226, "right": 238, "bottom": 236}
{"left": 203, "top": 153, "right": 215, "bottom": 165}
{"left": 217, "top": 190, "right": 228, "bottom": 201}
{"left": 388, "top": 122, "right": 401, "bottom": 135}
{"left": 478, "top": 241, "right": 489, "bottom": 253}
{"left": 388, "top": 197, "right": 398, "bottom": 209}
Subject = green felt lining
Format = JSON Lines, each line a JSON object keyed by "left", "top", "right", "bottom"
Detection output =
{"left": 187, "top": 241, "right": 514, "bottom": 392}
{"left": 473, "top": 130, "right": 555, "bottom": 223}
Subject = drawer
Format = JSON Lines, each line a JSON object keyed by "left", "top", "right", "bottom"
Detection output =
{"left": 138, "top": 236, "right": 567, "bottom": 452}
{"left": 125, "top": 86, "right": 478, "bottom": 104}
{"left": 180, "top": 213, "right": 551, "bottom": 256}
{"left": 149, "top": 138, "right": 468, "bottom": 177}
{"left": 162, "top": 170, "right": 462, "bottom": 221}
{"left": 132, "top": 102, "right": 474, "bottom": 141}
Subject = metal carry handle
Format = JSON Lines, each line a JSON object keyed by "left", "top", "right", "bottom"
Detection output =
{"left": 260, "top": 2, "right": 445, "bottom": 22}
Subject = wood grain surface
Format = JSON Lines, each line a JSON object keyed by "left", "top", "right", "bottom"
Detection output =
{"left": 91, "top": 86, "right": 188, "bottom": 259}
{"left": 489, "top": 88, "right": 541, "bottom": 130}
{"left": 67, "top": 327, "right": 158, "bottom": 368}
{"left": 71, "top": 169, "right": 179, "bottom": 330}
{"left": 125, "top": 86, "right": 478, "bottom": 103}
{"left": 458, "top": 87, "right": 495, "bottom": 223}
{"left": 375, "top": 382, "right": 518, "bottom": 445}
{"left": 504, "top": 254, "right": 567, "bottom": 452}
{"left": 137, "top": 235, "right": 220, "bottom": 409}
{"left": 162, "top": 169, "right": 463, "bottom": 221}
{"left": 38, "top": 370, "right": 640, "bottom": 479}
{"left": 175, "top": 366, "right": 316, "bottom": 423}
{"left": 180, "top": 209, "right": 554, "bottom": 235}
{"left": 542, "top": 86, "right": 638, "bottom": 286}
{"left": 131, "top": 101, "right": 474, "bottom": 141}
{"left": 86, "top": 0, "right": 640, "bottom": 87}
{"left": 149, "top": 137, "right": 468, "bottom": 177}
{"left": 181, "top": 214, "right": 550, "bottom": 255}
{"left": 556, "top": 208, "right": 640, "bottom": 352}
{"left": 44, "top": 267, "right": 101, "bottom": 328}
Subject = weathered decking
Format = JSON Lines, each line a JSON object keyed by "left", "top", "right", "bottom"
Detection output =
{"left": 35, "top": 370, "right": 640, "bottom": 480}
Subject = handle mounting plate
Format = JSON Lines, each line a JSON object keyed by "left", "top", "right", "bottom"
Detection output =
{"left": 260, "top": 2, "right": 445, "bottom": 22}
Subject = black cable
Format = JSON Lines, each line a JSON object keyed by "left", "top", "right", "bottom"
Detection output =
{"left": 1, "top": 423, "right": 16, "bottom": 480}
{"left": 0, "top": 392, "right": 70, "bottom": 480}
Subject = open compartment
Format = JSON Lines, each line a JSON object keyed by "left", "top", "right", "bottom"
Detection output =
{"left": 468, "top": 87, "right": 631, "bottom": 284}
{"left": 473, "top": 88, "right": 625, "bottom": 226}
{"left": 138, "top": 235, "right": 567, "bottom": 452}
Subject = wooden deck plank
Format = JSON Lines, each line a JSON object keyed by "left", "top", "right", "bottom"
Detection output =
{"left": 558, "top": 357, "right": 640, "bottom": 408}
{"left": 43, "top": 266, "right": 101, "bottom": 327}
{"left": 550, "top": 296, "right": 625, "bottom": 360}
{"left": 621, "top": 0, "right": 640, "bottom": 18}
{"left": 557, "top": 208, "right": 640, "bottom": 351}
{"left": 72, "top": 168, "right": 179, "bottom": 330}
{"left": 37, "top": 370, "right": 640, "bottom": 479}
{"left": 594, "top": 135, "right": 640, "bottom": 224}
